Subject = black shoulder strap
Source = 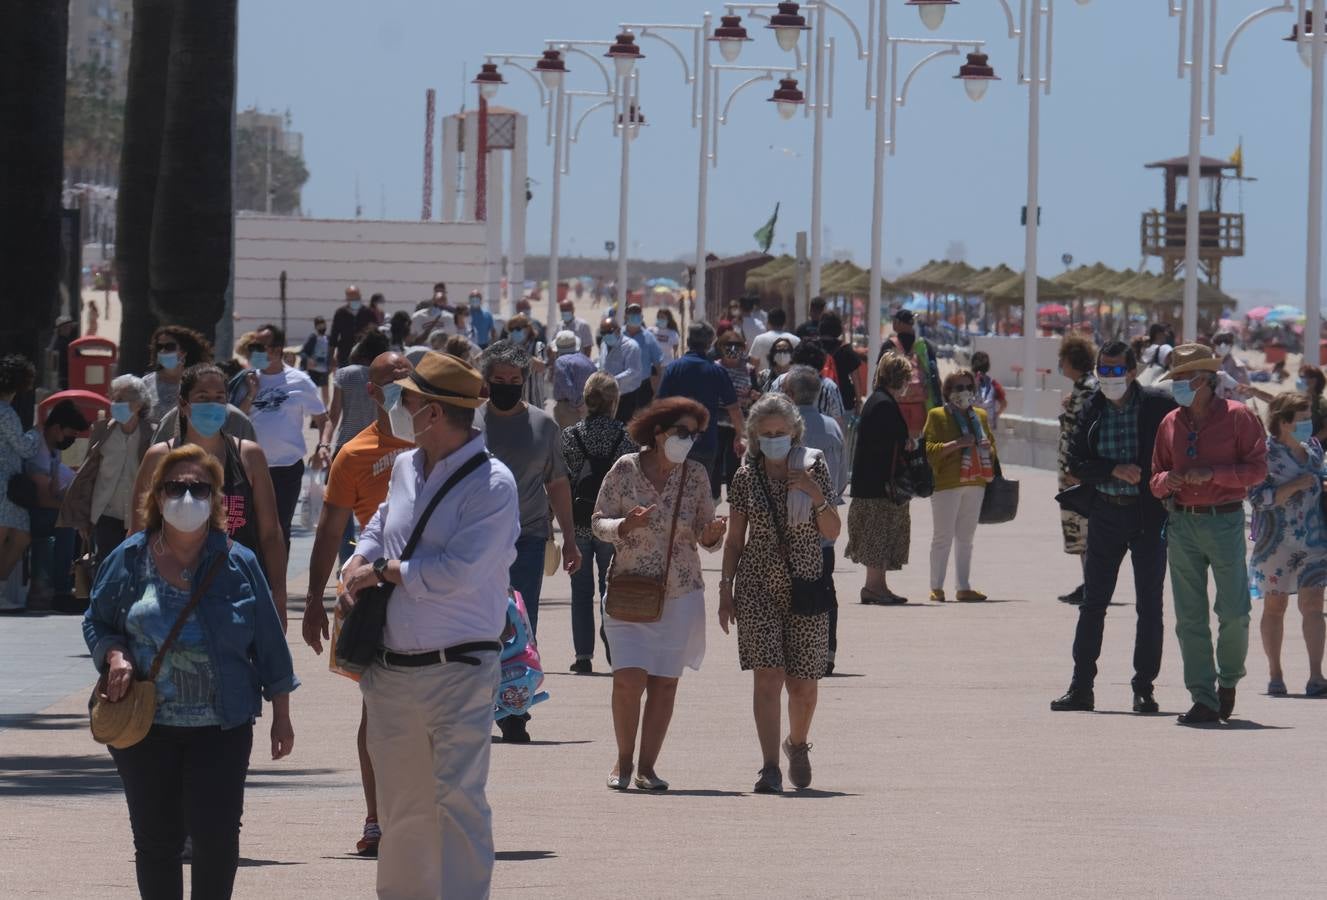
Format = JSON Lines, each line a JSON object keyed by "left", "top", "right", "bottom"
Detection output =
{"left": 399, "top": 451, "right": 489, "bottom": 563}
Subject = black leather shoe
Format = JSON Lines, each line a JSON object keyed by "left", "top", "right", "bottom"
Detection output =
{"left": 1050, "top": 689, "right": 1094, "bottom": 712}
{"left": 1132, "top": 692, "right": 1160, "bottom": 714}
{"left": 569, "top": 659, "right": 593, "bottom": 675}
{"left": 1177, "top": 702, "right": 1221, "bottom": 726}
{"left": 1218, "top": 685, "right": 1236, "bottom": 721}
{"left": 1058, "top": 585, "right": 1085, "bottom": 605}
{"left": 498, "top": 714, "right": 531, "bottom": 743}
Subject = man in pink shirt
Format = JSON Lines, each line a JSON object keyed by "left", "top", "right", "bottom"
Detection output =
{"left": 1151, "top": 344, "right": 1268, "bottom": 725}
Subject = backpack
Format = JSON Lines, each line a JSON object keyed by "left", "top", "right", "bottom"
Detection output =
{"left": 571, "top": 428, "right": 624, "bottom": 528}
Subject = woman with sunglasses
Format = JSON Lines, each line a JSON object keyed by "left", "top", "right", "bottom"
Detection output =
{"left": 592, "top": 397, "right": 727, "bottom": 791}
{"left": 141, "top": 326, "right": 213, "bottom": 427}
{"left": 85, "top": 443, "right": 297, "bottom": 899}
{"left": 130, "top": 364, "right": 289, "bottom": 630}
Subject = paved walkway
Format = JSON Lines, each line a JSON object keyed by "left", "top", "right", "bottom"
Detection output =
{"left": 3, "top": 466, "right": 1325, "bottom": 897}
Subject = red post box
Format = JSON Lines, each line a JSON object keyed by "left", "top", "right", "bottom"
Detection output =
{"left": 67, "top": 336, "right": 118, "bottom": 397}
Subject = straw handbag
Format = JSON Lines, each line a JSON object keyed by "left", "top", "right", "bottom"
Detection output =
{"left": 605, "top": 463, "right": 687, "bottom": 624}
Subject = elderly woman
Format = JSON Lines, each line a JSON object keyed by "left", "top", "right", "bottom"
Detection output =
{"left": 1248, "top": 392, "right": 1327, "bottom": 696}
{"left": 847, "top": 352, "right": 915, "bottom": 605}
{"left": 84, "top": 444, "right": 296, "bottom": 899}
{"left": 720, "top": 394, "right": 840, "bottom": 793}
{"left": 1056, "top": 335, "right": 1098, "bottom": 604}
{"left": 0, "top": 354, "right": 39, "bottom": 585}
{"left": 59, "top": 374, "right": 155, "bottom": 570}
{"left": 923, "top": 370, "right": 998, "bottom": 603}
{"left": 131, "top": 364, "right": 289, "bottom": 629}
{"left": 562, "top": 372, "right": 638, "bottom": 674}
{"left": 592, "top": 397, "right": 726, "bottom": 791}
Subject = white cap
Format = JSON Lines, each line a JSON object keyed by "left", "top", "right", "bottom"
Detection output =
{"left": 554, "top": 330, "right": 581, "bottom": 352}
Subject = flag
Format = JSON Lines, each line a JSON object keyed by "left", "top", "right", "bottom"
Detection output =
{"left": 1230, "top": 139, "right": 1243, "bottom": 178}
{"left": 754, "top": 203, "right": 779, "bottom": 253}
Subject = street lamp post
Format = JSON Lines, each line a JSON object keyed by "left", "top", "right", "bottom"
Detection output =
{"left": 1290, "top": 1, "right": 1327, "bottom": 360}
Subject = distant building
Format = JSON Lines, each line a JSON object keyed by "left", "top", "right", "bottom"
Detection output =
{"left": 237, "top": 108, "right": 305, "bottom": 159}
{"left": 67, "top": 0, "right": 133, "bottom": 99}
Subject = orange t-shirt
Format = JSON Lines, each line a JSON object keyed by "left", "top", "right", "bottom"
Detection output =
{"left": 324, "top": 422, "right": 414, "bottom": 526}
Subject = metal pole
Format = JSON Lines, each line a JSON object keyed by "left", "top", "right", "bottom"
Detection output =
{"left": 1021, "top": 2, "right": 1043, "bottom": 418}
{"left": 547, "top": 81, "right": 565, "bottom": 327}
{"left": 1182, "top": 0, "right": 1205, "bottom": 343}
{"left": 1307, "top": 0, "right": 1325, "bottom": 362}
{"left": 617, "top": 75, "right": 634, "bottom": 310}
{"left": 867, "top": 0, "right": 888, "bottom": 368}
{"left": 695, "top": 14, "right": 714, "bottom": 322}
{"left": 809, "top": 2, "right": 827, "bottom": 301}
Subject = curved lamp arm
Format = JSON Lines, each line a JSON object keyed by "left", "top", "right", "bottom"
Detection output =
{"left": 1216, "top": 2, "right": 1294, "bottom": 72}
{"left": 552, "top": 44, "right": 615, "bottom": 93}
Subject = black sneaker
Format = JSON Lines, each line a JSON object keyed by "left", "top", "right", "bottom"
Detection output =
{"left": 1132, "top": 691, "right": 1160, "bottom": 714}
{"left": 753, "top": 765, "right": 783, "bottom": 794}
{"left": 1058, "top": 585, "right": 1085, "bottom": 605}
{"left": 1177, "top": 702, "right": 1221, "bottom": 726}
{"left": 1217, "top": 685, "right": 1236, "bottom": 721}
{"left": 498, "top": 714, "right": 531, "bottom": 743}
{"left": 1050, "top": 688, "right": 1094, "bottom": 712}
{"left": 569, "top": 659, "right": 593, "bottom": 675}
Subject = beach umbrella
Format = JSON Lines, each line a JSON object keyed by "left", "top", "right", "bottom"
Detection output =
{"left": 1038, "top": 303, "right": 1070, "bottom": 316}
{"left": 1265, "top": 306, "right": 1305, "bottom": 324}
{"left": 1246, "top": 306, "right": 1272, "bottom": 320}
{"left": 646, "top": 277, "right": 682, "bottom": 290}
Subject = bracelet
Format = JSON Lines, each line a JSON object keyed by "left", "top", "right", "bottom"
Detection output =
{"left": 813, "top": 500, "right": 831, "bottom": 516}
{"left": 316, "top": 442, "right": 331, "bottom": 450}
{"left": 719, "top": 576, "right": 734, "bottom": 586}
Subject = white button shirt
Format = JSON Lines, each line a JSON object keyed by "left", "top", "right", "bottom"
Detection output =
{"left": 600, "top": 333, "right": 645, "bottom": 395}
{"left": 353, "top": 430, "right": 521, "bottom": 652}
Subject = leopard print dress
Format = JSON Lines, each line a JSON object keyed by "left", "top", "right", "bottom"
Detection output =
{"left": 728, "top": 457, "right": 833, "bottom": 680}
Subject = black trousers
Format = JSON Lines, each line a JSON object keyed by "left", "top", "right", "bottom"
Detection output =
{"left": 614, "top": 381, "right": 653, "bottom": 425}
{"left": 110, "top": 723, "right": 254, "bottom": 900}
{"left": 267, "top": 460, "right": 304, "bottom": 549}
{"left": 711, "top": 424, "right": 740, "bottom": 500}
{"left": 94, "top": 515, "right": 126, "bottom": 573}
{"left": 1070, "top": 499, "right": 1167, "bottom": 693}
{"left": 824, "top": 545, "right": 839, "bottom": 660}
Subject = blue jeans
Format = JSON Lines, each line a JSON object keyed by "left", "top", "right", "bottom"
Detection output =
{"left": 29, "top": 506, "right": 75, "bottom": 595}
{"left": 509, "top": 533, "right": 548, "bottom": 637}
{"left": 570, "top": 534, "right": 614, "bottom": 661}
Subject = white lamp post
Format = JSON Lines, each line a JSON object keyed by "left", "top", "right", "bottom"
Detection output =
{"left": 907, "top": 0, "right": 960, "bottom": 32}
{"left": 1286, "top": 3, "right": 1326, "bottom": 361}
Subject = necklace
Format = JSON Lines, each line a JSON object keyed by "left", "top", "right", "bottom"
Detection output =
{"left": 153, "top": 531, "right": 192, "bottom": 583}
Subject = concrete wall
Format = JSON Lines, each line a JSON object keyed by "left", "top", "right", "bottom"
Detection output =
{"left": 233, "top": 215, "right": 488, "bottom": 343}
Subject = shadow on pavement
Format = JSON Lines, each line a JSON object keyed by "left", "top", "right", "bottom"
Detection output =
{"left": 237, "top": 858, "right": 304, "bottom": 868}
{"left": 496, "top": 850, "right": 557, "bottom": 862}
{"left": 0, "top": 753, "right": 119, "bottom": 796}
{"left": 648, "top": 789, "right": 746, "bottom": 798}
{"left": 0, "top": 713, "right": 87, "bottom": 731}
{"left": 489, "top": 738, "right": 594, "bottom": 747}
{"left": 783, "top": 789, "right": 860, "bottom": 799}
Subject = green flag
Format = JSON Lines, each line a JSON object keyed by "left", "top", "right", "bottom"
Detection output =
{"left": 753, "top": 202, "right": 779, "bottom": 253}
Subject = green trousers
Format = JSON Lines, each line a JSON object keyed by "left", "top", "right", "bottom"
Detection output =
{"left": 1166, "top": 510, "right": 1250, "bottom": 710}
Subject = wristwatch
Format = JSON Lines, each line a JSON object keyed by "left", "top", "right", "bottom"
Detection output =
{"left": 372, "top": 557, "right": 390, "bottom": 583}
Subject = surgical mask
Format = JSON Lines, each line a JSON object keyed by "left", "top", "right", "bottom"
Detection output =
{"left": 1099, "top": 377, "right": 1129, "bottom": 402}
{"left": 388, "top": 402, "right": 417, "bottom": 442}
{"left": 161, "top": 492, "right": 212, "bottom": 533}
{"left": 774, "top": 352, "right": 792, "bottom": 367}
{"left": 110, "top": 402, "right": 134, "bottom": 424}
{"left": 950, "top": 390, "right": 975, "bottom": 410}
{"left": 656, "top": 318, "right": 668, "bottom": 329}
{"left": 627, "top": 314, "right": 643, "bottom": 327}
{"left": 602, "top": 333, "right": 620, "bottom": 348}
{"left": 349, "top": 300, "right": 362, "bottom": 312}
{"left": 188, "top": 402, "right": 228, "bottom": 438}
{"left": 1293, "top": 419, "right": 1314, "bottom": 444}
{"left": 1214, "top": 343, "right": 1231, "bottom": 358}
{"left": 470, "top": 298, "right": 482, "bottom": 309}
{"left": 509, "top": 329, "right": 527, "bottom": 345}
{"left": 248, "top": 351, "right": 269, "bottom": 370}
{"left": 487, "top": 381, "right": 524, "bottom": 412}
{"left": 1297, "top": 377, "right": 1309, "bottom": 392}
{"left": 759, "top": 434, "right": 792, "bottom": 459}
{"left": 562, "top": 311, "right": 574, "bottom": 323}
{"left": 663, "top": 434, "right": 695, "bottom": 464}
{"left": 157, "top": 351, "right": 178, "bottom": 370}
{"left": 1171, "top": 379, "right": 1197, "bottom": 407}
{"left": 378, "top": 382, "right": 403, "bottom": 413}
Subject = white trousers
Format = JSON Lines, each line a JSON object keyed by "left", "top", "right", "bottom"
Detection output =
{"left": 361, "top": 653, "right": 500, "bottom": 900}
{"left": 929, "top": 485, "right": 985, "bottom": 591}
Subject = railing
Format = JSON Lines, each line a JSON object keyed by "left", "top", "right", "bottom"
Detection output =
{"left": 1140, "top": 211, "right": 1245, "bottom": 258}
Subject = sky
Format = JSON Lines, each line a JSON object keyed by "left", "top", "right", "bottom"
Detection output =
{"left": 237, "top": 1, "right": 1320, "bottom": 310}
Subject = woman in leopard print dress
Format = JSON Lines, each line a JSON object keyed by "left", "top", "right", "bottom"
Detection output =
{"left": 720, "top": 394, "right": 840, "bottom": 794}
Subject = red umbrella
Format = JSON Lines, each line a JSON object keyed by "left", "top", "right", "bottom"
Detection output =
{"left": 1038, "top": 303, "right": 1070, "bottom": 316}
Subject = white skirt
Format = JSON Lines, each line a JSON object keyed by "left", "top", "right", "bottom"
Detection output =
{"left": 604, "top": 588, "right": 706, "bottom": 678}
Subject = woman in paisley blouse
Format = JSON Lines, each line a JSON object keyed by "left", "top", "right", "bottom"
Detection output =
{"left": 1056, "top": 334, "right": 1097, "bottom": 605}
{"left": 592, "top": 397, "right": 728, "bottom": 791}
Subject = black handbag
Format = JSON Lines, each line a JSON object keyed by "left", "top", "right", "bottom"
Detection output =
{"left": 979, "top": 458, "right": 1020, "bottom": 525}
{"left": 889, "top": 442, "right": 934, "bottom": 502}
{"left": 755, "top": 468, "right": 835, "bottom": 617}
{"left": 335, "top": 452, "right": 488, "bottom": 674}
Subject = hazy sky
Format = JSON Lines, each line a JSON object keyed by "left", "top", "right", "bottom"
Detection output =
{"left": 238, "top": 1, "right": 1319, "bottom": 309}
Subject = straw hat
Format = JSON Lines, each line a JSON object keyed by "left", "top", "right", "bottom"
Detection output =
{"left": 1158, "top": 343, "right": 1220, "bottom": 381}
{"left": 392, "top": 350, "right": 484, "bottom": 408}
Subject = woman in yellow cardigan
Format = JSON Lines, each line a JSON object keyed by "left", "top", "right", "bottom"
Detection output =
{"left": 923, "top": 370, "right": 997, "bottom": 602}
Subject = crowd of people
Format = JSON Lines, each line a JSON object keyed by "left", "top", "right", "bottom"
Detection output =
{"left": 9, "top": 284, "right": 1327, "bottom": 898}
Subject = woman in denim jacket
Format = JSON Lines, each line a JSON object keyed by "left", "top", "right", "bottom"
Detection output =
{"left": 84, "top": 444, "right": 297, "bottom": 899}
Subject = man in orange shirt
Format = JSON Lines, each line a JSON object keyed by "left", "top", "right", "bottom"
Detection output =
{"left": 302, "top": 350, "right": 413, "bottom": 856}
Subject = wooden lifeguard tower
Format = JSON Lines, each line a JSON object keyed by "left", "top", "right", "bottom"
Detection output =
{"left": 1140, "top": 155, "right": 1245, "bottom": 288}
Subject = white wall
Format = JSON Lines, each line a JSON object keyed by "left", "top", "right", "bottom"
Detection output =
{"left": 233, "top": 215, "right": 488, "bottom": 345}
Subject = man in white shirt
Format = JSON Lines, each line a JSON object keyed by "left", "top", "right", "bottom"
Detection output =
{"left": 557, "top": 298, "right": 594, "bottom": 353}
{"left": 747, "top": 307, "right": 801, "bottom": 368}
{"left": 239, "top": 322, "right": 329, "bottom": 547}
{"left": 408, "top": 283, "right": 455, "bottom": 345}
{"left": 597, "top": 316, "right": 646, "bottom": 423}
{"left": 341, "top": 351, "right": 519, "bottom": 900}
{"left": 735, "top": 294, "right": 768, "bottom": 347}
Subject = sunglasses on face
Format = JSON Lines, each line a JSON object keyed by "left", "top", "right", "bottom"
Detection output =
{"left": 1097, "top": 364, "right": 1129, "bottom": 378}
{"left": 246, "top": 343, "right": 267, "bottom": 354}
{"left": 669, "top": 426, "right": 700, "bottom": 441}
{"left": 155, "top": 342, "right": 179, "bottom": 353}
{"left": 721, "top": 344, "right": 744, "bottom": 352}
{"left": 161, "top": 480, "right": 213, "bottom": 500}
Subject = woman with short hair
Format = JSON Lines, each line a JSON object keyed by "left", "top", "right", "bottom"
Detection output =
{"left": 85, "top": 443, "right": 297, "bottom": 899}
{"left": 1248, "top": 391, "right": 1327, "bottom": 696}
{"left": 592, "top": 397, "right": 726, "bottom": 790}
{"left": 720, "top": 394, "right": 840, "bottom": 793}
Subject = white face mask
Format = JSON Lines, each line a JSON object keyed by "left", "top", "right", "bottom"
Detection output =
{"left": 161, "top": 493, "right": 212, "bottom": 533}
{"left": 1099, "top": 377, "right": 1129, "bottom": 401}
{"left": 663, "top": 434, "right": 695, "bottom": 464}
{"left": 388, "top": 399, "right": 423, "bottom": 442}
{"left": 774, "top": 352, "right": 792, "bottom": 367}
{"left": 1214, "top": 343, "right": 1231, "bottom": 358}
{"left": 950, "top": 390, "right": 975, "bottom": 410}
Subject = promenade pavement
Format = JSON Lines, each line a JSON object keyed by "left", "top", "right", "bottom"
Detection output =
{"left": 4, "top": 465, "right": 1326, "bottom": 898}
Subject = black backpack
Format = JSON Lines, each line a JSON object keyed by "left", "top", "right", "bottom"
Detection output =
{"left": 571, "top": 427, "right": 626, "bottom": 528}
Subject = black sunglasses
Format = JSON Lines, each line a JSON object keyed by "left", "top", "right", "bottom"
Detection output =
{"left": 669, "top": 425, "right": 700, "bottom": 441}
{"left": 1097, "top": 364, "right": 1129, "bottom": 378}
{"left": 246, "top": 342, "right": 268, "bottom": 354}
{"left": 155, "top": 342, "right": 179, "bottom": 352}
{"left": 162, "top": 480, "right": 213, "bottom": 500}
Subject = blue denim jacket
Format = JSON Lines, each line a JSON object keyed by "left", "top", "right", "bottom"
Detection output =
{"left": 83, "top": 529, "right": 299, "bottom": 730}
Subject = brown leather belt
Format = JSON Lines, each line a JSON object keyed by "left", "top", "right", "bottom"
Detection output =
{"left": 1173, "top": 502, "right": 1243, "bottom": 515}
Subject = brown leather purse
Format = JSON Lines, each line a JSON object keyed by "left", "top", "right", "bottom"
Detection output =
{"left": 605, "top": 461, "right": 688, "bottom": 624}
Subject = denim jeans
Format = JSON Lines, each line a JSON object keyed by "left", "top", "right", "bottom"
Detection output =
{"left": 570, "top": 534, "right": 614, "bottom": 661}
{"left": 110, "top": 723, "right": 253, "bottom": 900}
{"left": 509, "top": 533, "right": 548, "bottom": 637}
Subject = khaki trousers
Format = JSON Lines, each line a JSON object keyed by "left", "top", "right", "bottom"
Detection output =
{"left": 361, "top": 653, "right": 500, "bottom": 900}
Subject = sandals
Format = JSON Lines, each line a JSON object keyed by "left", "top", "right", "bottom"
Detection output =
{"left": 861, "top": 587, "right": 907, "bottom": 605}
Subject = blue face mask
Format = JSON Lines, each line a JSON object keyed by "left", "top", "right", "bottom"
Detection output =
{"left": 248, "top": 351, "right": 269, "bottom": 370}
{"left": 110, "top": 402, "right": 134, "bottom": 424}
{"left": 1297, "top": 377, "right": 1309, "bottom": 392}
{"left": 1293, "top": 419, "right": 1314, "bottom": 444}
{"left": 656, "top": 318, "right": 668, "bottom": 329}
{"left": 562, "top": 311, "right": 574, "bottom": 323}
{"left": 188, "top": 402, "right": 227, "bottom": 438}
{"left": 509, "top": 329, "right": 527, "bottom": 345}
{"left": 157, "top": 351, "right": 178, "bottom": 370}
{"left": 602, "top": 332, "right": 620, "bottom": 348}
{"left": 626, "top": 314, "right": 643, "bottom": 327}
{"left": 380, "top": 382, "right": 403, "bottom": 411}
{"left": 1170, "top": 379, "right": 1197, "bottom": 407}
{"left": 759, "top": 434, "right": 792, "bottom": 459}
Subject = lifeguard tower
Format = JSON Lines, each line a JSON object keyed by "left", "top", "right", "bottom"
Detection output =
{"left": 1140, "top": 155, "right": 1245, "bottom": 288}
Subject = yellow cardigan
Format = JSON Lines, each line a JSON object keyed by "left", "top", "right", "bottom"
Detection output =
{"left": 923, "top": 405, "right": 998, "bottom": 492}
